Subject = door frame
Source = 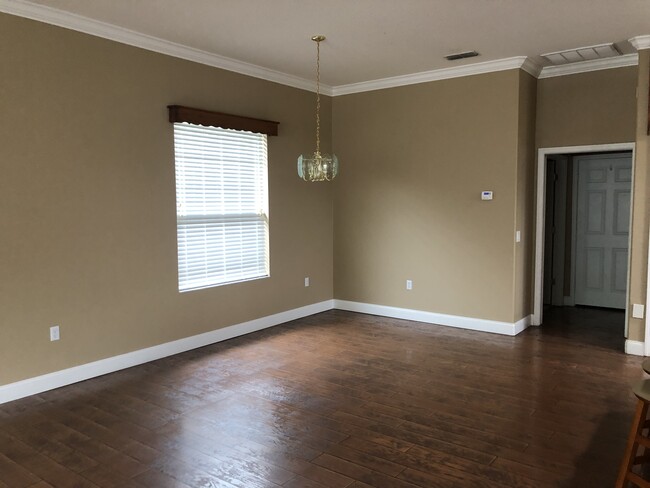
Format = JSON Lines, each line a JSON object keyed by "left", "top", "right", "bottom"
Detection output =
{"left": 532, "top": 143, "right": 636, "bottom": 332}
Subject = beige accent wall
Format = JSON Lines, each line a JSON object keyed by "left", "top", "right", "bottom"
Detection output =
{"left": 0, "top": 13, "right": 333, "bottom": 385}
{"left": 2, "top": 12, "right": 646, "bottom": 389}
{"left": 333, "top": 70, "right": 526, "bottom": 323}
{"left": 514, "top": 72, "right": 538, "bottom": 321}
{"left": 629, "top": 51, "right": 650, "bottom": 342}
{"left": 536, "top": 67, "right": 637, "bottom": 148}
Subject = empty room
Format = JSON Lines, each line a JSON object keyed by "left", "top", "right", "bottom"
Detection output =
{"left": 2, "top": 1, "right": 650, "bottom": 486}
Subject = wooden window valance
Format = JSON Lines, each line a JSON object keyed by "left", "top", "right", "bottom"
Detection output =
{"left": 168, "top": 105, "right": 279, "bottom": 136}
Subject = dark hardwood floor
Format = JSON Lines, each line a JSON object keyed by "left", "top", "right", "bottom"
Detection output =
{"left": 0, "top": 308, "right": 645, "bottom": 487}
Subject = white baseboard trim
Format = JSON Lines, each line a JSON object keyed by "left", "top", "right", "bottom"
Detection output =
{"left": 513, "top": 315, "right": 533, "bottom": 334}
{"left": 0, "top": 300, "right": 334, "bottom": 405}
{"left": 333, "top": 300, "right": 531, "bottom": 337}
{"left": 625, "top": 339, "right": 645, "bottom": 356}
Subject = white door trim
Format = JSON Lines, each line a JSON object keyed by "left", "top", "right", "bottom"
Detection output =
{"left": 533, "top": 143, "right": 636, "bottom": 328}
{"left": 551, "top": 156, "right": 568, "bottom": 306}
{"left": 646, "top": 258, "right": 650, "bottom": 354}
{"left": 567, "top": 160, "right": 579, "bottom": 306}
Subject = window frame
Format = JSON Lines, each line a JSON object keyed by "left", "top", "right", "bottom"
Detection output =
{"left": 169, "top": 106, "right": 279, "bottom": 292}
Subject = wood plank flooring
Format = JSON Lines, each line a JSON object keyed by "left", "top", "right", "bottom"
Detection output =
{"left": 0, "top": 307, "right": 645, "bottom": 487}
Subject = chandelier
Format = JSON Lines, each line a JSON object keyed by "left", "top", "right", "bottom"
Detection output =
{"left": 297, "top": 35, "right": 339, "bottom": 182}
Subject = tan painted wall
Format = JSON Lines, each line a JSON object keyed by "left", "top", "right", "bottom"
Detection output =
{"left": 2, "top": 12, "right": 645, "bottom": 388}
{"left": 629, "top": 51, "right": 650, "bottom": 343}
{"left": 0, "top": 13, "right": 333, "bottom": 385}
{"left": 514, "top": 72, "right": 538, "bottom": 321}
{"left": 536, "top": 67, "right": 637, "bottom": 148}
{"left": 332, "top": 70, "right": 523, "bottom": 323}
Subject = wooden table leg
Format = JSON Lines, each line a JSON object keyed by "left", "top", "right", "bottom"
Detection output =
{"left": 617, "top": 399, "right": 650, "bottom": 487}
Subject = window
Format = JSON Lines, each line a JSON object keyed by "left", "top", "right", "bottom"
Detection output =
{"left": 172, "top": 120, "right": 270, "bottom": 292}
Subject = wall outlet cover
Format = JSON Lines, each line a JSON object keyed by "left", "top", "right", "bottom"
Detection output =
{"left": 50, "top": 325, "right": 60, "bottom": 341}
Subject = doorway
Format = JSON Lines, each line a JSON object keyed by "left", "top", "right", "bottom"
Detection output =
{"left": 533, "top": 143, "right": 635, "bottom": 337}
{"left": 543, "top": 151, "right": 633, "bottom": 310}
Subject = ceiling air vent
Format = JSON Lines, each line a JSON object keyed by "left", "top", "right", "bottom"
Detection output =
{"left": 444, "top": 50, "right": 479, "bottom": 61}
{"left": 541, "top": 43, "right": 621, "bottom": 65}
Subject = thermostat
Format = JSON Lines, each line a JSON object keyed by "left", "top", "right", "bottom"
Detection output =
{"left": 481, "top": 191, "right": 493, "bottom": 201}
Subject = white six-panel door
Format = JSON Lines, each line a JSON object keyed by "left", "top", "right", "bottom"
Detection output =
{"left": 574, "top": 153, "right": 632, "bottom": 309}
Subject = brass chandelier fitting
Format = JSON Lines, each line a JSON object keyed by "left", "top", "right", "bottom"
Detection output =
{"left": 297, "top": 35, "right": 339, "bottom": 182}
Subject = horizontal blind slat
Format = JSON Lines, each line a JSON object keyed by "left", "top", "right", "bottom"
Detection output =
{"left": 173, "top": 122, "right": 269, "bottom": 292}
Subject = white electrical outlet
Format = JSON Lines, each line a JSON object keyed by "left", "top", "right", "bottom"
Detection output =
{"left": 406, "top": 280, "right": 413, "bottom": 290}
{"left": 633, "top": 304, "right": 645, "bottom": 319}
{"left": 50, "top": 325, "right": 60, "bottom": 342}
{"left": 304, "top": 277, "right": 310, "bottom": 287}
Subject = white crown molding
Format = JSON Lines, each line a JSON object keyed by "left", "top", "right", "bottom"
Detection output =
{"left": 0, "top": 0, "right": 332, "bottom": 95}
{"left": 333, "top": 299, "right": 531, "bottom": 336}
{"left": 0, "top": 0, "right": 645, "bottom": 97}
{"left": 630, "top": 35, "right": 650, "bottom": 51}
{"left": 0, "top": 299, "right": 335, "bottom": 404}
{"left": 520, "top": 57, "right": 543, "bottom": 78}
{"left": 538, "top": 53, "right": 639, "bottom": 79}
{"left": 331, "top": 57, "right": 531, "bottom": 96}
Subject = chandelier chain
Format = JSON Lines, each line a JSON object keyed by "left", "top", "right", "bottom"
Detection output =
{"left": 315, "top": 39, "right": 321, "bottom": 155}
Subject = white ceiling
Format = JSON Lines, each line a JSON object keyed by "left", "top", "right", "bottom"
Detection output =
{"left": 6, "top": 0, "right": 650, "bottom": 89}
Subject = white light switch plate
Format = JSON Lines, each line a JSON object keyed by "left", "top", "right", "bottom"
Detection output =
{"left": 633, "top": 304, "right": 645, "bottom": 319}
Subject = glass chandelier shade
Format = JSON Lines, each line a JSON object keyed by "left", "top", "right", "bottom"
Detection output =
{"left": 298, "top": 152, "right": 339, "bottom": 182}
{"left": 298, "top": 35, "right": 339, "bottom": 182}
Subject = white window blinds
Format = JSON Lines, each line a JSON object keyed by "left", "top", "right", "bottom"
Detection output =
{"left": 173, "top": 122, "right": 269, "bottom": 292}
